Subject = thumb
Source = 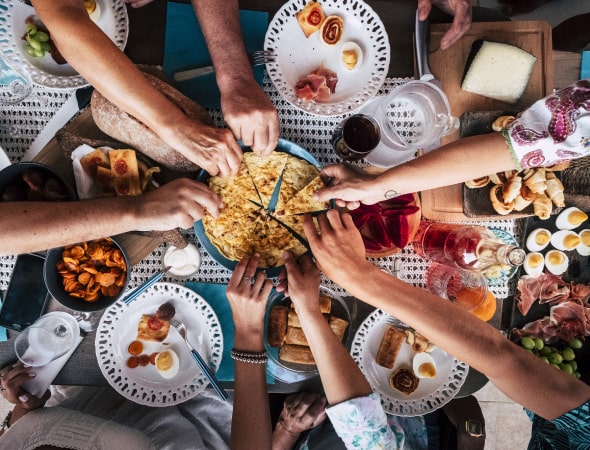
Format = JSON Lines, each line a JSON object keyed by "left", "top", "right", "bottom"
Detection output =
{"left": 314, "top": 184, "right": 337, "bottom": 202}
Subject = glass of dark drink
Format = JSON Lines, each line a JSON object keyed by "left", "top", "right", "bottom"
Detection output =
{"left": 331, "top": 114, "right": 381, "bottom": 161}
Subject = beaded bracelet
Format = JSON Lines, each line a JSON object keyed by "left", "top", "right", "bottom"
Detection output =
{"left": 230, "top": 349, "right": 268, "bottom": 364}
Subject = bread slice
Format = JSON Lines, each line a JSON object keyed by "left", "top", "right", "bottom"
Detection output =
{"left": 267, "top": 306, "right": 288, "bottom": 347}
{"left": 137, "top": 314, "right": 170, "bottom": 342}
{"left": 285, "top": 326, "right": 309, "bottom": 346}
{"left": 329, "top": 316, "right": 348, "bottom": 342}
{"left": 280, "top": 344, "right": 315, "bottom": 365}
{"left": 375, "top": 325, "right": 405, "bottom": 369}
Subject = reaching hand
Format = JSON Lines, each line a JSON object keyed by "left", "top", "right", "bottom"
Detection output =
{"left": 418, "top": 0, "right": 472, "bottom": 50}
{"left": 134, "top": 178, "right": 223, "bottom": 231}
{"left": 226, "top": 254, "right": 273, "bottom": 340}
{"left": 303, "top": 211, "right": 372, "bottom": 286}
{"left": 220, "top": 81, "right": 279, "bottom": 157}
{"left": 0, "top": 362, "right": 50, "bottom": 410}
{"left": 277, "top": 392, "right": 327, "bottom": 434}
{"left": 314, "top": 164, "right": 382, "bottom": 210}
{"left": 277, "top": 252, "right": 321, "bottom": 316}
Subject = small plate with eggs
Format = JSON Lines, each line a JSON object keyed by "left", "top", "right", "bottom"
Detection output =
{"left": 96, "top": 282, "right": 223, "bottom": 406}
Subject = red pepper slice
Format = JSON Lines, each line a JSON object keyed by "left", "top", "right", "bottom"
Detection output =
{"left": 367, "top": 215, "right": 392, "bottom": 247}
{"left": 385, "top": 214, "right": 411, "bottom": 249}
{"left": 362, "top": 233, "right": 383, "bottom": 251}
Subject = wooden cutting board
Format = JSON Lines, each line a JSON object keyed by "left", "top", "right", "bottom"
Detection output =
{"left": 419, "top": 20, "right": 553, "bottom": 221}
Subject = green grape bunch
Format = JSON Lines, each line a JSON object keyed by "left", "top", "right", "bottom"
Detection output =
{"left": 519, "top": 336, "right": 583, "bottom": 378}
{"left": 24, "top": 22, "right": 51, "bottom": 58}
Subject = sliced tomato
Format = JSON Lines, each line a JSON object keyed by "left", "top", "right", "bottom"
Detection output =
{"left": 147, "top": 316, "right": 164, "bottom": 331}
{"left": 113, "top": 160, "right": 128, "bottom": 176}
{"left": 308, "top": 8, "right": 323, "bottom": 26}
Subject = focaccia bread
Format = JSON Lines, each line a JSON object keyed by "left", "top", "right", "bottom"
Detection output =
{"left": 91, "top": 70, "right": 212, "bottom": 171}
{"left": 137, "top": 314, "right": 170, "bottom": 342}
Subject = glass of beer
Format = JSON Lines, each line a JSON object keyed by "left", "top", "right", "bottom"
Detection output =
{"left": 331, "top": 114, "right": 381, "bottom": 161}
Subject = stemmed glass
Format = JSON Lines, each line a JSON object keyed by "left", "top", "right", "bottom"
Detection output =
{"left": 14, "top": 312, "right": 78, "bottom": 367}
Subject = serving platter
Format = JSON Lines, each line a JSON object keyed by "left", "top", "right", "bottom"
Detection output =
{"left": 96, "top": 282, "right": 223, "bottom": 406}
{"left": 351, "top": 309, "right": 468, "bottom": 416}
{"left": 0, "top": 0, "right": 128, "bottom": 89}
{"left": 264, "top": 0, "right": 389, "bottom": 116}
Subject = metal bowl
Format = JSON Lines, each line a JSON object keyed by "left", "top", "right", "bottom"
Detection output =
{"left": 44, "top": 236, "right": 130, "bottom": 313}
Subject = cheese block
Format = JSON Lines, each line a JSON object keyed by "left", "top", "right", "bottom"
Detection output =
{"left": 461, "top": 40, "right": 537, "bottom": 104}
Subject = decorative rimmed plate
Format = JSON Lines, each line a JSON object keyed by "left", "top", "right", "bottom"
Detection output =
{"left": 0, "top": 0, "right": 128, "bottom": 89}
{"left": 194, "top": 138, "right": 321, "bottom": 278}
{"left": 264, "top": 0, "right": 390, "bottom": 116}
{"left": 264, "top": 285, "right": 352, "bottom": 383}
{"left": 486, "top": 227, "right": 520, "bottom": 286}
{"left": 0, "top": 145, "right": 10, "bottom": 171}
{"left": 96, "top": 282, "right": 223, "bottom": 406}
{"left": 350, "top": 309, "right": 468, "bottom": 416}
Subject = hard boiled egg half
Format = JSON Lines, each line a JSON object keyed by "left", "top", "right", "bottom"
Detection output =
{"left": 155, "top": 349, "right": 180, "bottom": 379}
{"left": 523, "top": 252, "right": 544, "bottom": 277}
{"left": 555, "top": 207, "right": 588, "bottom": 230}
{"left": 550, "top": 230, "right": 580, "bottom": 252}
{"left": 577, "top": 229, "right": 590, "bottom": 256}
{"left": 526, "top": 228, "right": 551, "bottom": 252}
{"left": 412, "top": 352, "right": 437, "bottom": 379}
{"left": 544, "top": 250, "right": 569, "bottom": 275}
{"left": 340, "top": 42, "right": 363, "bottom": 71}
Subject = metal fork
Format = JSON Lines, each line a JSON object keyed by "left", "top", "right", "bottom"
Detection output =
{"left": 169, "top": 318, "right": 228, "bottom": 401}
{"left": 173, "top": 50, "right": 276, "bottom": 82}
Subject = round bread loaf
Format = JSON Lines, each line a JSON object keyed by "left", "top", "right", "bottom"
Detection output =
{"left": 91, "top": 71, "right": 213, "bottom": 172}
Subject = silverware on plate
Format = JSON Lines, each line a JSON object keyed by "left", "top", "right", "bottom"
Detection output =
{"left": 170, "top": 318, "right": 228, "bottom": 401}
{"left": 122, "top": 267, "right": 170, "bottom": 305}
{"left": 173, "top": 50, "right": 276, "bottom": 82}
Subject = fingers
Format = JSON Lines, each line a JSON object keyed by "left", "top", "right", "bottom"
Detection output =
{"left": 417, "top": 0, "right": 433, "bottom": 20}
{"left": 441, "top": 10, "right": 471, "bottom": 50}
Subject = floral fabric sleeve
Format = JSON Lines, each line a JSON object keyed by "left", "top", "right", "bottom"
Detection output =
{"left": 503, "top": 79, "right": 590, "bottom": 171}
{"left": 526, "top": 399, "right": 590, "bottom": 449}
{"left": 325, "top": 392, "right": 402, "bottom": 449}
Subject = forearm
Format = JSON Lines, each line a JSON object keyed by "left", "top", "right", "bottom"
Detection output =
{"left": 231, "top": 330, "right": 272, "bottom": 450}
{"left": 297, "top": 311, "right": 371, "bottom": 405}
{"left": 334, "top": 263, "right": 590, "bottom": 419}
{"left": 271, "top": 422, "right": 300, "bottom": 450}
{"left": 373, "top": 133, "right": 515, "bottom": 197}
{"left": 191, "top": 0, "right": 254, "bottom": 92}
{"left": 31, "top": 1, "right": 187, "bottom": 136}
{"left": 0, "top": 198, "right": 142, "bottom": 255}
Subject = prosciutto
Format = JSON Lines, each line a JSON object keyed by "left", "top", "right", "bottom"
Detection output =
{"left": 516, "top": 273, "right": 570, "bottom": 316}
{"left": 295, "top": 65, "right": 338, "bottom": 103}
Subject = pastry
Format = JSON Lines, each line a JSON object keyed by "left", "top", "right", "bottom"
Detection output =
{"left": 545, "top": 172, "right": 565, "bottom": 207}
{"left": 295, "top": 1, "right": 326, "bottom": 38}
{"left": 279, "top": 344, "right": 315, "bottom": 365}
{"left": 489, "top": 184, "right": 514, "bottom": 215}
{"left": 389, "top": 367, "right": 419, "bottom": 395}
{"left": 491, "top": 115, "right": 516, "bottom": 131}
{"left": 267, "top": 306, "right": 288, "bottom": 347}
{"left": 502, "top": 174, "right": 522, "bottom": 204}
{"left": 375, "top": 325, "right": 405, "bottom": 369}
{"left": 320, "top": 15, "right": 344, "bottom": 46}
{"left": 465, "top": 176, "right": 490, "bottom": 189}
{"left": 533, "top": 192, "right": 552, "bottom": 220}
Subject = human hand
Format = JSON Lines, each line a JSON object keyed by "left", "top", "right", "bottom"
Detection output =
{"left": 314, "top": 164, "right": 382, "bottom": 210}
{"left": 134, "top": 178, "right": 222, "bottom": 231}
{"left": 122, "top": 0, "right": 154, "bottom": 8}
{"left": 226, "top": 254, "right": 273, "bottom": 342}
{"left": 220, "top": 81, "right": 279, "bottom": 157}
{"left": 418, "top": 0, "right": 472, "bottom": 50}
{"left": 303, "top": 210, "right": 373, "bottom": 286}
{"left": 277, "top": 392, "right": 327, "bottom": 435}
{"left": 276, "top": 252, "right": 321, "bottom": 316}
{"left": 0, "top": 362, "right": 50, "bottom": 410}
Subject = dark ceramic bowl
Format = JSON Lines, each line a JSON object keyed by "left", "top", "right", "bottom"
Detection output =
{"left": 0, "top": 162, "right": 76, "bottom": 202}
{"left": 44, "top": 236, "right": 131, "bottom": 313}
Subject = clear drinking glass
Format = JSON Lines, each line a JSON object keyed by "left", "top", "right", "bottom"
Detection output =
{"left": 14, "top": 313, "right": 78, "bottom": 367}
{"left": 0, "top": 57, "right": 33, "bottom": 105}
{"left": 331, "top": 114, "right": 381, "bottom": 161}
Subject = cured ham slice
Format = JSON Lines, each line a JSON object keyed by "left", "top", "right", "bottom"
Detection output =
{"left": 512, "top": 301, "right": 588, "bottom": 343}
{"left": 295, "top": 65, "right": 338, "bottom": 103}
{"left": 516, "top": 273, "right": 570, "bottom": 315}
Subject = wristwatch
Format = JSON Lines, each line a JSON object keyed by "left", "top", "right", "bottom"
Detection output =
{"left": 464, "top": 419, "right": 485, "bottom": 438}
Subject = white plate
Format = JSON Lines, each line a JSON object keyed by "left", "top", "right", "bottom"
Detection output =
{"left": 0, "top": 0, "right": 128, "bottom": 89}
{"left": 350, "top": 309, "right": 468, "bottom": 416}
{"left": 0, "top": 145, "right": 10, "bottom": 171}
{"left": 264, "top": 0, "right": 389, "bottom": 116}
{"left": 96, "top": 282, "right": 223, "bottom": 406}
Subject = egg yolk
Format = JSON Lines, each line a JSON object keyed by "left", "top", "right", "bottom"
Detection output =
{"left": 568, "top": 210, "right": 588, "bottom": 225}
{"left": 156, "top": 351, "right": 174, "bottom": 371}
{"left": 342, "top": 49, "right": 358, "bottom": 69}
{"left": 563, "top": 234, "right": 581, "bottom": 249}
{"left": 580, "top": 231, "right": 590, "bottom": 246}
{"left": 535, "top": 231, "right": 550, "bottom": 245}
{"left": 528, "top": 254, "right": 543, "bottom": 267}
{"left": 418, "top": 362, "right": 436, "bottom": 378}
{"left": 547, "top": 252, "right": 565, "bottom": 265}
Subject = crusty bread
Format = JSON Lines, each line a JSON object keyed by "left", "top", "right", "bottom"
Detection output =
{"left": 279, "top": 344, "right": 315, "bottom": 365}
{"left": 91, "top": 70, "right": 212, "bottom": 172}
{"left": 267, "top": 306, "right": 288, "bottom": 347}
{"left": 375, "top": 325, "right": 405, "bottom": 369}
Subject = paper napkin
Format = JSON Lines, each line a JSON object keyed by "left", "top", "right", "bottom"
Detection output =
{"left": 163, "top": 5, "right": 268, "bottom": 110}
{"left": 185, "top": 282, "right": 274, "bottom": 383}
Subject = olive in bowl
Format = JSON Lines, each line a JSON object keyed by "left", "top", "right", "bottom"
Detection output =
{"left": 44, "top": 237, "right": 130, "bottom": 313}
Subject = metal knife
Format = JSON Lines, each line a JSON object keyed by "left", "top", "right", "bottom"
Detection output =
{"left": 173, "top": 65, "right": 214, "bottom": 82}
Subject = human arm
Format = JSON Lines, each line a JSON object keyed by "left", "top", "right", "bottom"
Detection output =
{"left": 272, "top": 392, "right": 327, "bottom": 450}
{"left": 316, "top": 132, "right": 514, "bottom": 209}
{"left": 226, "top": 255, "right": 274, "bottom": 450}
{"left": 31, "top": 0, "right": 242, "bottom": 176}
{"left": 303, "top": 211, "right": 590, "bottom": 420}
{"left": 0, "top": 178, "right": 221, "bottom": 255}
{"left": 191, "top": 0, "right": 279, "bottom": 155}
{"left": 418, "top": 0, "right": 472, "bottom": 50}
{"left": 0, "top": 362, "right": 50, "bottom": 437}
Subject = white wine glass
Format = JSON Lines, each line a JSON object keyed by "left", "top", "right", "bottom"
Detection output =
{"left": 14, "top": 313, "right": 78, "bottom": 367}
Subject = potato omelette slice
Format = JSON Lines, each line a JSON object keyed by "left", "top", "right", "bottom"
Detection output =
{"left": 275, "top": 156, "right": 319, "bottom": 214}
{"left": 243, "top": 152, "right": 289, "bottom": 207}
{"left": 251, "top": 216, "right": 308, "bottom": 267}
{"left": 203, "top": 209, "right": 262, "bottom": 262}
{"left": 278, "top": 175, "right": 330, "bottom": 216}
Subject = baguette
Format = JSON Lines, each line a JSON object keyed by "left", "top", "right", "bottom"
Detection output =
{"left": 279, "top": 344, "right": 315, "bottom": 365}
{"left": 91, "top": 70, "right": 212, "bottom": 172}
{"left": 267, "top": 306, "right": 288, "bottom": 347}
{"left": 375, "top": 325, "right": 405, "bottom": 369}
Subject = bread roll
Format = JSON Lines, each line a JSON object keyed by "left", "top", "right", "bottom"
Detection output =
{"left": 91, "top": 70, "right": 212, "bottom": 172}
{"left": 375, "top": 325, "right": 405, "bottom": 369}
{"left": 267, "top": 306, "right": 288, "bottom": 347}
{"left": 279, "top": 344, "right": 315, "bottom": 365}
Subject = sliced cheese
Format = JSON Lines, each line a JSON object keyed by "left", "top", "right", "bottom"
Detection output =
{"left": 461, "top": 41, "right": 537, "bottom": 104}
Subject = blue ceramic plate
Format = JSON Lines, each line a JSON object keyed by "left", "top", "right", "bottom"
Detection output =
{"left": 194, "top": 139, "right": 321, "bottom": 278}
